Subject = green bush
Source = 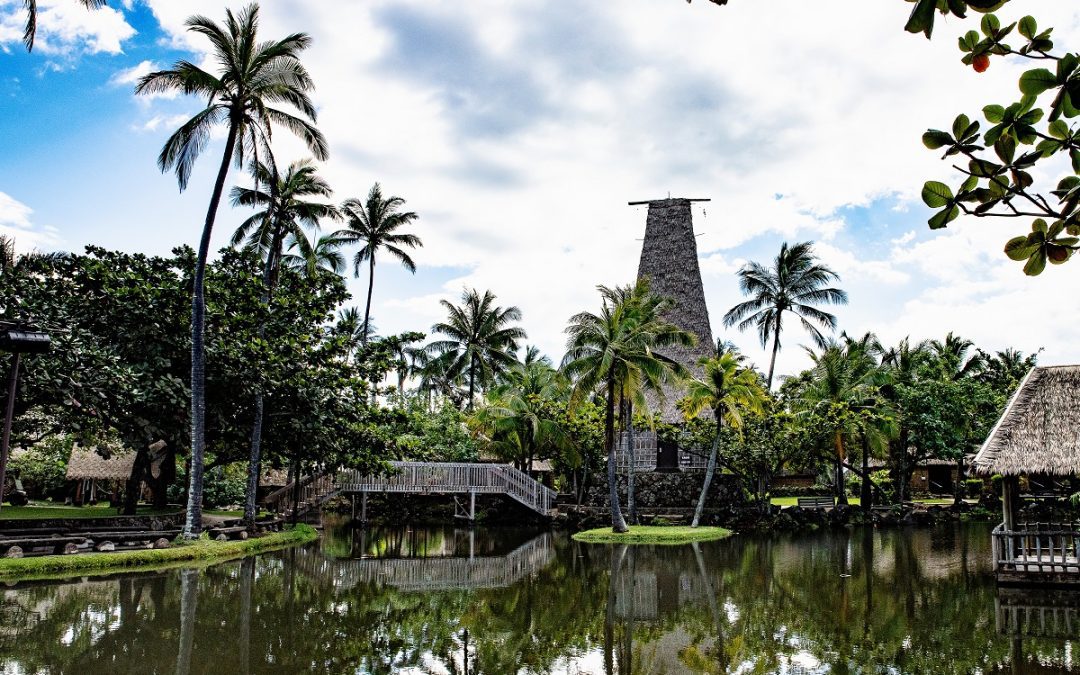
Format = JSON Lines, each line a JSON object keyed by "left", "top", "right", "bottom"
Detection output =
{"left": 167, "top": 461, "right": 247, "bottom": 508}
{"left": 9, "top": 437, "right": 72, "bottom": 500}
{"left": 771, "top": 485, "right": 833, "bottom": 498}
{"left": 965, "top": 478, "right": 985, "bottom": 498}
{"left": 991, "top": 474, "right": 1003, "bottom": 495}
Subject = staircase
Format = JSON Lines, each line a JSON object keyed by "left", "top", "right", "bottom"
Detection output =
{"left": 263, "top": 473, "right": 339, "bottom": 519}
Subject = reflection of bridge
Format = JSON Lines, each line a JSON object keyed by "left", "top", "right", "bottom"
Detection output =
{"left": 996, "top": 587, "right": 1080, "bottom": 639}
{"left": 265, "top": 462, "right": 558, "bottom": 520}
{"left": 294, "top": 533, "right": 556, "bottom": 592}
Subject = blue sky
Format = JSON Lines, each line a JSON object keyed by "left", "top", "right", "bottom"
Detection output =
{"left": 2, "top": 0, "right": 1079, "bottom": 379}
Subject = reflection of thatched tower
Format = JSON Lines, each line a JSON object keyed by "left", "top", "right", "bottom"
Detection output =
{"left": 633, "top": 198, "right": 716, "bottom": 423}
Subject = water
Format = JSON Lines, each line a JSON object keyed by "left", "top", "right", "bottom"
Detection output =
{"left": 1, "top": 521, "right": 1076, "bottom": 674}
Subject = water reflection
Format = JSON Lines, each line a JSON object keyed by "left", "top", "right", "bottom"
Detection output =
{"left": 0, "top": 524, "right": 1076, "bottom": 674}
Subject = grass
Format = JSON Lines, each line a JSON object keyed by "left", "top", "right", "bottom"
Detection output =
{"left": 572, "top": 525, "right": 732, "bottom": 545}
{"left": 768, "top": 496, "right": 975, "bottom": 507}
{"left": 0, "top": 524, "right": 318, "bottom": 582}
{"left": 0, "top": 503, "right": 180, "bottom": 520}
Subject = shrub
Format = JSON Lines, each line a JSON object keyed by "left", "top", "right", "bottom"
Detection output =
{"left": 167, "top": 462, "right": 247, "bottom": 509}
{"left": 965, "top": 478, "right": 985, "bottom": 498}
{"left": 9, "top": 437, "right": 72, "bottom": 500}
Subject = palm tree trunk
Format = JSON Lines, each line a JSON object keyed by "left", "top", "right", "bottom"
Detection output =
{"left": 626, "top": 399, "right": 636, "bottom": 525}
{"left": 467, "top": 355, "right": 477, "bottom": 411}
{"left": 835, "top": 431, "right": 848, "bottom": 505}
{"left": 184, "top": 121, "right": 239, "bottom": 539}
{"left": 766, "top": 320, "right": 781, "bottom": 389}
{"left": 606, "top": 371, "right": 628, "bottom": 533}
{"left": 243, "top": 231, "right": 282, "bottom": 528}
{"left": 860, "top": 433, "right": 872, "bottom": 507}
{"left": 362, "top": 256, "right": 375, "bottom": 345}
{"left": 693, "top": 414, "right": 723, "bottom": 528}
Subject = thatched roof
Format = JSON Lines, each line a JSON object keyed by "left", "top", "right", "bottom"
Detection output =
{"left": 635, "top": 198, "right": 716, "bottom": 423}
{"left": 972, "top": 366, "right": 1080, "bottom": 477}
{"left": 65, "top": 444, "right": 137, "bottom": 481}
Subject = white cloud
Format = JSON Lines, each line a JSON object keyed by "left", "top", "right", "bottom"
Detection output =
{"left": 0, "top": 192, "right": 61, "bottom": 251}
{"left": 0, "top": 0, "right": 135, "bottom": 56}
{"left": 110, "top": 59, "right": 156, "bottom": 86}
{"left": 138, "top": 113, "right": 190, "bottom": 133}
{"left": 25, "top": 0, "right": 1080, "bottom": 379}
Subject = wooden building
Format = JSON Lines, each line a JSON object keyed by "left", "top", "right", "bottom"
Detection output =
{"left": 973, "top": 365, "right": 1080, "bottom": 585}
{"left": 65, "top": 444, "right": 137, "bottom": 506}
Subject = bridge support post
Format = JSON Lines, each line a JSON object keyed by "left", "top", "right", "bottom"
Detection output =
{"left": 469, "top": 490, "right": 476, "bottom": 522}
{"left": 361, "top": 491, "right": 368, "bottom": 523}
{"left": 350, "top": 494, "right": 357, "bottom": 522}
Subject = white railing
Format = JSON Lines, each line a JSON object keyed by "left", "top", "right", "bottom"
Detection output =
{"left": 992, "top": 522, "right": 1080, "bottom": 574}
{"left": 336, "top": 462, "right": 557, "bottom": 516}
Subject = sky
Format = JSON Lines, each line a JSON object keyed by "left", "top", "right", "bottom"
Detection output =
{"left": 1, "top": 0, "right": 1079, "bottom": 382}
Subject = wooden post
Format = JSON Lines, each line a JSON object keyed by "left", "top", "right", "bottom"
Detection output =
{"left": 361, "top": 491, "right": 367, "bottom": 523}
{"left": 1003, "top": 476, "right": 1018, "bottom": 531}
{"left": 350, "top": 493, "right": 357, "bottom": 522}
{"left": 469, "top": 490, "right": 476, "bottom": 522}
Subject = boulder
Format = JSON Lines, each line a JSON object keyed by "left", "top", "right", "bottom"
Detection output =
{"left": 95, "top": 541, "right": 116, "bottom": 552}
{"left": 154, "top": 538, "right": 171, "bottom": 549}
{"left": 4, "top": 546, "right": 23, "bottom": 559}
{"left": 63, "top": 542, "right": 79, "bottom": 555}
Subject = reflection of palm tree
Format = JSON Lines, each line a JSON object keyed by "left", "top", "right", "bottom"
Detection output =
{"left": 175, "top": 568, "right": 200, "bottom": 675}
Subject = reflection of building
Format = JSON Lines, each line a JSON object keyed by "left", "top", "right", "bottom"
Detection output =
{"left": 975, "top": 366, "right": 1080, "bottom": 585}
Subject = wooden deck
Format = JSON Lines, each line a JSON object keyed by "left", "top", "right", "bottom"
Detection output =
{"left": 264, "top": 462, "right": 558, "bottom": 519}
{"left": 992, "top": 522, "right": 1080, "bottom": 585}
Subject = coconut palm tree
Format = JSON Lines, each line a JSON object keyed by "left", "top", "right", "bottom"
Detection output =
{"left": 679, "top": 351, "right": 766, "bottom": 526}
{"left": 230, "top": 159, "right": 337, "bottom": 528}
{"left": 281, "top": 233, "right": 347, "bottom": 276}
{"left": 426, "top": 288, "right": 526, "bottom": 410}
{"left": 336, "top": 183, "right": 421, "bottom": 345}
{"left": 881, "top": 336, "right": 930, "bottom": 502}
{"left": 799, "top": 336, "right": 891, "bottom": 505}
{"left": 562, "top": 279, "right": 694, "bottom": 533}
{"left": 135, "top": 3, "right": 327, "bottom": 537}
{"left": 723, "top": 241, "right": 847, "bottom": 389}
{"left": 929, "top": 332, "right": 984, "bottom": 381}
{"left": 20, "top": 0, "right": 105, "bottom": 51}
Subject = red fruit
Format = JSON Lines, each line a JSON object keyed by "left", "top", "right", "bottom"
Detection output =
{"left": 972, "top": 54, "right": 990, "bottom": 73}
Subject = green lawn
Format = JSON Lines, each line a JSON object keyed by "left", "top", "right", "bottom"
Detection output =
{"left": 572, "top": 525, "right": 732, "bottom": 545}
{"left": 0, "top": 503, "right": 180, "bottom": 520}
{"left": 769, "top": 496, "right": 972, "bottom": 507}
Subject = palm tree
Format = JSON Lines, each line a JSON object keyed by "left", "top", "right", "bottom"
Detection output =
{"left": 929, "top": 332, "right": 984, "bottom": 381}
{"left": 799, "top": 337, "right": 890, "bottom": 505}
{"left": 281, "top": 233, "right": 347, "bottom": 276}
{"left": 426, "top": 288, "right": 527, "bottom": 410}
{"left": 679, "top": 351, "right": 765, "bottom": 526}
{"left": 881, "top": 337, "right": 930, "bottom": 502}
{"left": 135, "top": 3, "right": 327, "bottom": 537}
{"left": 562, "top": 279, "right": 694, "bottom": 532}
{"left": 20, "top": 0, "right": 105, "bottom": 51}
{"left": 723, "top": 241, "right": 848, "bottom": 389}
{"left": 336, "top": 183, "right": 421, "bottom": 345}
{"left": 230, "top": 159, "right": 337, "bottom": 528}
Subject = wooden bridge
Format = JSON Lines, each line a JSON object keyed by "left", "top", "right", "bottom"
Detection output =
{"left": 291, "top": 533, "right": 556, "bottom": 592}
{"left": 264, "top": 462, "right": 558, "bottom": 520}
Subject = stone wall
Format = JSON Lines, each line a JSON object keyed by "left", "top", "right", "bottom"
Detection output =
{"left": 583, "top": 471, "right": 743, "bottom": 509}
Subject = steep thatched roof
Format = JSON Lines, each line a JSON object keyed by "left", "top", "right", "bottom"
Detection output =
{"left": 634, "top": 198, "right": 716, "bottom": 422}
{"left": 972, "top": 366, "right": 1080, "bottom": 477}
{"left": 65, "top": 444, "right": 137, "bottom": 481}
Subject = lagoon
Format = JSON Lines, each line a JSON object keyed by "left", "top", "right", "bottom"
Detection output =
{"left": 0, "top": 521, "right": 1076, "bottom": 674}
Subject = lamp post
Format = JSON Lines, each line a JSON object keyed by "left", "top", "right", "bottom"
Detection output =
{"left": 0, "top": 322, "right": 51, "bottom": 511}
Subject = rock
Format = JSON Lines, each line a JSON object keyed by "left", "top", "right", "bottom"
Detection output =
{"left": 216, "top": 534, "right": 228, "bottom": 541}
{"left": 237, "top": 530, "right": 249, "bottom": 540}
{"left": 4, "top": 546, "right": 23, "bottom": 559}
{"left": 96, "top": 541, "right": 116, "bottom": 552}
{"left": 154, "top": 538, "right": 171, "bottom": 549}
{"left": 63, "top": 543, "right": 79, "bottom": 555}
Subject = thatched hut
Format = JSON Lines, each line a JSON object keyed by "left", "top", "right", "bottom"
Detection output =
{"left": 66, "top": 444, "right": 137, "bottom": 505}
{"left": 628, "top": 198, "right": 715, "bottom": 472}
{"left": 972, "top": 365, "right": 1080, "bottom": 583}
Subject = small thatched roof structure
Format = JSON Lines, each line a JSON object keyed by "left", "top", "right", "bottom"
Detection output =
{"left": 972, "top": 366, "right": 1080, "bottom": 477}
{"left": 66, "top": 444, "right": 137, "bottom": 481}
{"left": 634, "top": 198, "right": 716, "bottom": 422}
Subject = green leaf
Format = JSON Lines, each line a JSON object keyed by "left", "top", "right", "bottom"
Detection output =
{"left": 994, "top": 137, "right": 1016, "bottom": 163}
{"left": 1004, "top": 236, "right": 1036, "bottom": 261}
{"left": 980, "top": 13, "right": 1000, "bottom": 37}
{"left": 1019, "top": 69, "right": 1058, "bottom": 96}
{"left": 952, "top": 114, "right": 970, "bottom": 140}
{"left": 983, "top": 104, "right": 1005, "bottom": 123}
{"left": 922, "top": 129, "right": 954, "bottom": 150}
{"left": 1018, "top": 16, "right": 1037, "bottom": 40}
{"left": 1032, "top": 218, "right": 1048, "bottom": 234}
{"left": 1023, "top": 250, "right": 1047, "bottom": 275}
{"left": 905, "top": 0, "right": 937, "bottom": 38}
{"left": 928, "top": 206, "right": 960, "bottom": 230}
{"left": 922, "top": 181, "right": 954, "bottom": 208}
{"left": 1049, "top": 120, "right": 1070, "bottom": 139}
{"left": 969, "top": 159, "right": 1002, "bottom": 177}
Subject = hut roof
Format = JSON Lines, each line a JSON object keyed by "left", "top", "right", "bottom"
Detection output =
{"left": 972, "top": 366, "right": 1080, "bottom": 477}
{"left": 65, "top": 444, "right": 137, "bottom": 481}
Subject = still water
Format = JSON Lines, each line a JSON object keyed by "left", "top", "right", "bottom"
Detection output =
{"left": 1, "top": 522, "right": 1076, "bottom": 674}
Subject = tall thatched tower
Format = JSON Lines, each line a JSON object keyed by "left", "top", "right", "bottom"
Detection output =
{"left": 631, "top": 197, "right": 716, "bottom": 469}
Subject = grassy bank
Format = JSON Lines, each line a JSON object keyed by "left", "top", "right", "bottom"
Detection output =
{"left": 0, "top": 504, "right": 180, "bottom": 520}
{"left": 0, "top": 524, "right": 318, "bottom": 581}
{"left": 573, "top": 525, "right": 732, "bottom": 545}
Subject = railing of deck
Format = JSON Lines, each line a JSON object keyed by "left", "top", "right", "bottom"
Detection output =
{"left": 992, "top": 522, "right": 1080, "bottom": 574}
{"left": 336, "top": 462, "right": 558, "bottom": 516}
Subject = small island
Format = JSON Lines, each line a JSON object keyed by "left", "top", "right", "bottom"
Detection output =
{"left": 572, "top": 526, "right": 732, "bottom": 545}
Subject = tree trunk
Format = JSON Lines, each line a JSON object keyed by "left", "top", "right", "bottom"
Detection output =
{"left": 834, "top": 431, "right": 848, "bottom": 505}
{"left": 954, "top": 455, "right": 966, "bottom": 506}
{"left": 362, "top": 256, "right": 375, "bottom": 345}
{"left": 692, "top": 414, "right": 723, "bottom": 528}
{"left": 860, "top": 433, "right": 873, "bottom": 507}
{"left": 605, "top": 371, "right": 628, "bottom": 533}
{"left": 765, "top": 322, "right": 781, "bottom": 389}
{"left": 626, "top": 398, "right": 637, "bottom": 525}
{"left": 467, "top": 354, "right": 476, "bottom": 411}
{"left": 175, "top": 568, "right": 200, "bottom": 675}
{"left": 184, "top": 121, "right": 239, "bottom": 539}
{"left": 244, "top": 226, "right": 283, "bottom": 529}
